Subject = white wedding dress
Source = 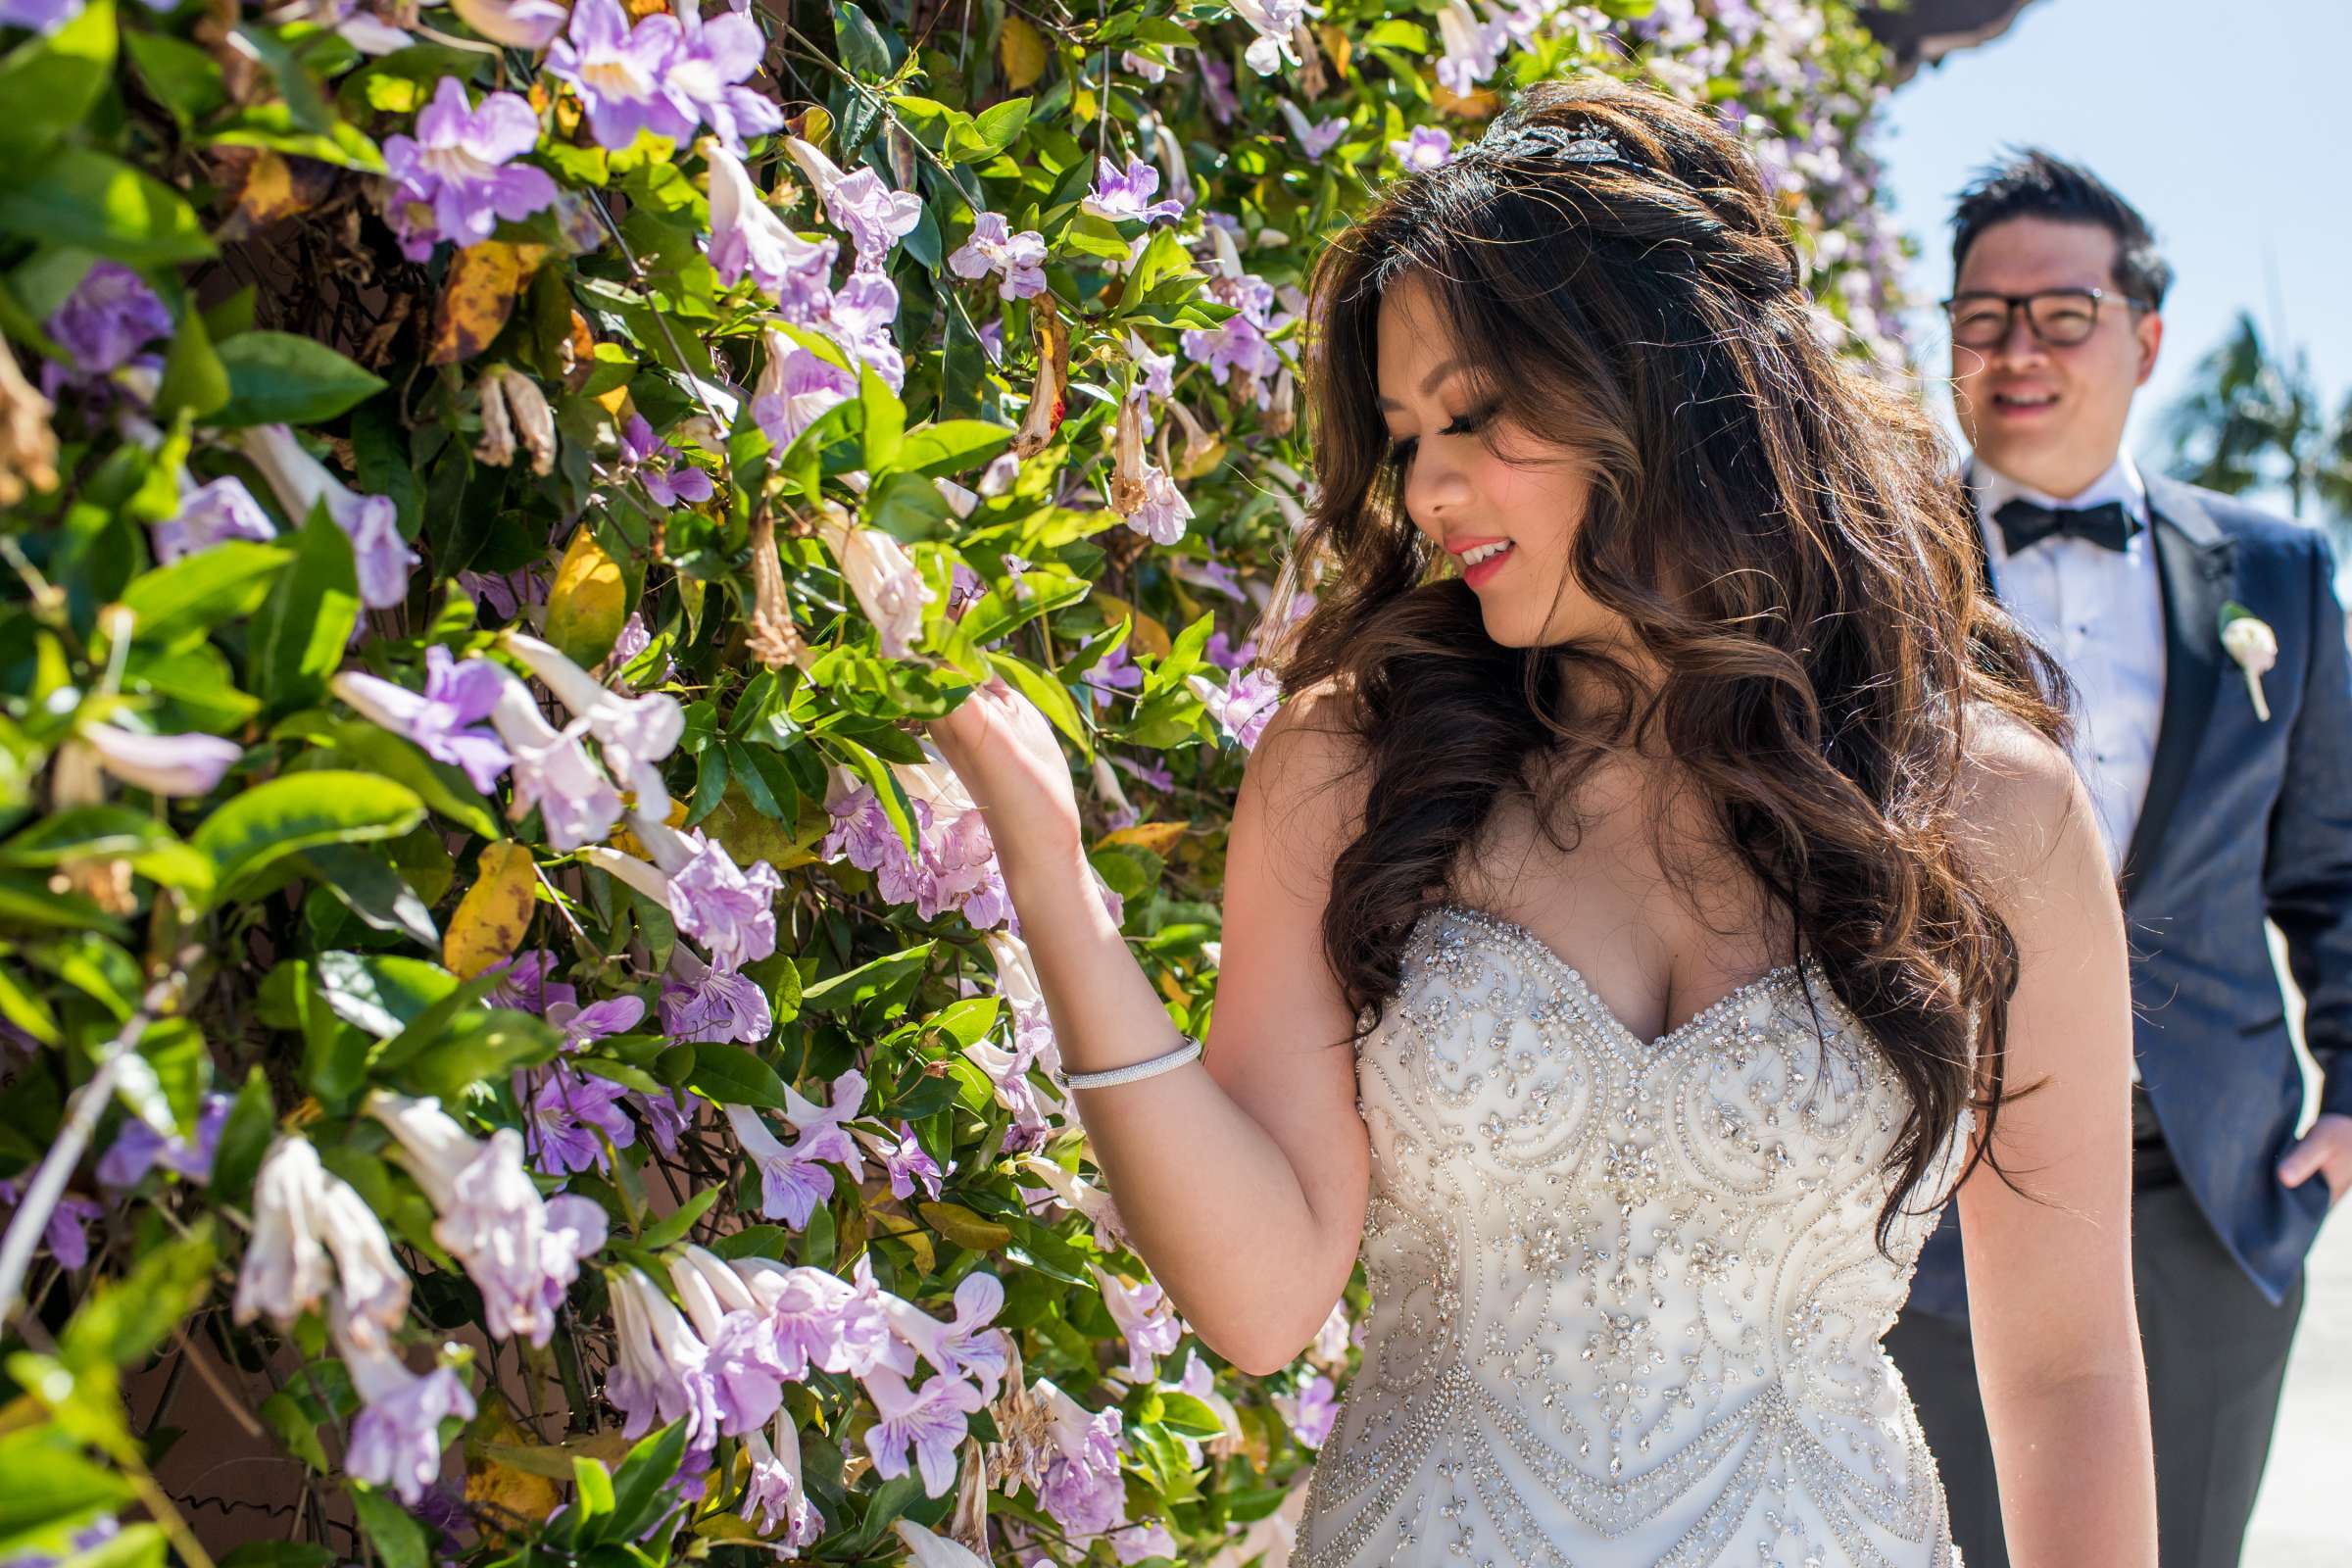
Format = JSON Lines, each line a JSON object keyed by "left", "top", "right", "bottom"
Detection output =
{"left": 1292, "top": 905, "right": 1968, "bottom": 1568}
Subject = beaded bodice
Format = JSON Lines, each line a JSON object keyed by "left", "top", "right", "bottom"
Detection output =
{"left": 1293, "top": 906, "right": 1967, "bottom": 1568}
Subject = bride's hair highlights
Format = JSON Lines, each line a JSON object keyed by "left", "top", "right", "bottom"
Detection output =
{"left": 1265, "top": 74, "right": 2070, "bottom": 1250}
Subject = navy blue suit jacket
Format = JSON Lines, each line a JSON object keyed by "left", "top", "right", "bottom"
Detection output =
{"left": 1908, "top": 476, "right": 2352, "bottom": 1319}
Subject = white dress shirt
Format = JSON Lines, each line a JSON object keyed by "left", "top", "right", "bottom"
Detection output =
{"left": 1973, "top": 453, "right": 2167, "bottom": 880}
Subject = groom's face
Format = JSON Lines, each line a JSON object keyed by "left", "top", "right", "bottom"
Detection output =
{"left": 1950, "top": 217, "right": 2162, "bottom": 499}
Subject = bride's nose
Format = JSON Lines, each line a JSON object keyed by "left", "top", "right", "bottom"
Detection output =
{"left": 1405, "top": 445, "right": 1474, "bottom": 533}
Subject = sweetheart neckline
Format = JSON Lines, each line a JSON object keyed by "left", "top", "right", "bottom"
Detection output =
{"left": 1423, "top": 902, "right": 1821, "bottom": 1053}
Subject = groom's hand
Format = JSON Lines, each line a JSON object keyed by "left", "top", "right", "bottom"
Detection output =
{"left": 2278, "top": 1111, "right": 2352, "bottom": 1210}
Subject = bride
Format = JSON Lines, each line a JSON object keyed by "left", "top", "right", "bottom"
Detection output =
{"left": 929, "top": 76, "right": 2158, "bottom": 1566}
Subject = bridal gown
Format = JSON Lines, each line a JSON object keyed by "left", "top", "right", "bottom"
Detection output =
{"left": 1291, "top": 905, "right": 1968, "bottom": 1568}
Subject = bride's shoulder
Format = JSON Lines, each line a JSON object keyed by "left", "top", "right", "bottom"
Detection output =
{"left": 1950, "top": 702, "right": 2098, "bottom": 887}
{"left": 1241, "top": 673, "right": 1372, "bottom": 827}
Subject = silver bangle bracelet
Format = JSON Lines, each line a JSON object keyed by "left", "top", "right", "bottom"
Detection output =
{"left": 1062, "top": 1034, "right": 1202, "bottom": 1090}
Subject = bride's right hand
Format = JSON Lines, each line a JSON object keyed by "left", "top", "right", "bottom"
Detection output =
{"left": 925, "top": 671, "right": 1086, "bottom": 873}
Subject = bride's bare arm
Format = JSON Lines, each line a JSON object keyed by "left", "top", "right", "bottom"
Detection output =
{"left": 932, "top": 676, "right": 1371, "bottom": 1375}
{"left": 1951, "top": 715, "right": 2158, "bottom": 1566}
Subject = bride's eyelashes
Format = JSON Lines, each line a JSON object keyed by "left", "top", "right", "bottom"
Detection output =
{"left": 1385, "top": 402, "right": 1498, "bottom": 465}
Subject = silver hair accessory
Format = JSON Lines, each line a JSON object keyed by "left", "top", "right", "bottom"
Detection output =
{"left": 1477, "top": 120, "right": 1625, "bottom": 167}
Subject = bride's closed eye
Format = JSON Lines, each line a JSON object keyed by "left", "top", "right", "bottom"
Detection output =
{"left": 1386, "top": 403, "right": 1495, "bottom": 464}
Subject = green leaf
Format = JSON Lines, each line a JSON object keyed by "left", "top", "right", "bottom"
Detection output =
{"left": 800, "top": 941, "right": 935, "bottom": 1015}
{"left": 308, "top": 719, "right": 500, "bottom": 840}
{"left": 1153, "top": 1390, "right": 1228, "bottom": 1440}
{"left": 0, "top": 1429, "right": 134, "bottom": 1542}
{"left": 0, "top": 0, "right": 117, "bottom": 166}
{"left": 305, "top": 843, "right": 437, "bottom": 946}
{"left": 191, "top": 770, "right": 425, "bottom": 906}
{"left": 395, "top": 1006, "right": 560, "bottom": 1100}
{"left": 637, "top": 1184, "right": 721, "bottom": 1249}
{"left": 60, "top": 1222, "right": 216, "bottom": 1371}
{"left": 602, "top": 1420, "right": 687, "bottom": 1544}
{"left": 212, "top": 332, "right": 388, "bottom": 426}
{"left": 311, "top": 950, "right": 457, "bottom": 1040}
{"left": 946, "top": 97, "right": 1029, "bottom": 164}
{"left": 219, "top": 1544, "right": 333, "bottom": 1568}
{"left": 154, "top": 304, "right": 230, "bottom": 420}
{"left": 686, "top": 1043, "right": 787, "bottom": 1108}
{"left": 858, "top": 358, "right": 905, "bottom": 472}
{"left": 1119, "top": 225, "right": 1195, "bottom": 306}
{"left": 60, "top": 1524, "right": 167, "bottom": 1568}
{"left": 118, "top": 539, "right": 291, "bottom": 650}
{"left": 570, "top": 1456, "right": 615, "bottom": 1521}
{"left": 249, "top": 503, "right": 360, "bottom": 710}
{"left": 834, "top": 2, "right": 893, "bottom": 74}
{"left": 0, "top": 806, "right": 212, "bottom": 896}
{"left": 258, "top": 1388, "right": 327, "bottom": 1474}
{"left": 350, "top": 1486, "right": 428, "bottom": 1568}
{"left": 209, "top": 1065, "right": 274, "bottom": 1202}
{"left": 863, "top": 469, "right": 955, "bottom": 544}
{"left": 0, "top": 149, "right": 216, "bottom": 268}
{"left": 892, "top": 419, "right": 1013, "bottom": 480}
{"left": 122, "top": 29, "right": 228, "bottom": 128}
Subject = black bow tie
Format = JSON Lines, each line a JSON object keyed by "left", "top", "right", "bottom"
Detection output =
{"left": 1994, "top": 497, "right": 2141, "bottom": 555}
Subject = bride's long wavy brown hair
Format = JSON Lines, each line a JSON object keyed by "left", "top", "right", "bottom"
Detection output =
{"left": 1262, "top": 75, "right": 2070, "bottom": 1245}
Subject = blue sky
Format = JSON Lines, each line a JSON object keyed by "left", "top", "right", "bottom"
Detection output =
{"left": 1876, "top": 0, "right": 2352, "bottom": 487}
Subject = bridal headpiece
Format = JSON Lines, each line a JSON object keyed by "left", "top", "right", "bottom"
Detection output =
{"left": 1471, "top": 119, "right": 1627, "bottom": 168}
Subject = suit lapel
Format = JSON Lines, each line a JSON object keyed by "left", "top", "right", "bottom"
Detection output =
{"left": 2119, "top": 478, "right": 2237, "bottom": 905}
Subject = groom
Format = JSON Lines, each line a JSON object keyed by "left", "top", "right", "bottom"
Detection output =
{"left": 1886, "top": 150, "right": 2352, "bottom": 1568}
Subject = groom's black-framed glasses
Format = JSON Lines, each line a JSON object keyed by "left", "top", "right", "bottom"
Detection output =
{"left": 1941, "top": 287, "right": 2153, "bottom": 350}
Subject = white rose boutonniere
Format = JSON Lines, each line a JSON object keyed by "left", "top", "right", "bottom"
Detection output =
{"left": 2220, "top": 601, "right": 2279, "bottom": 721}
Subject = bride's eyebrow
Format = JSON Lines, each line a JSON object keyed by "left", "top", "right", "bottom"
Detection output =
{"left": 1376, "top": 358, "right": 1468, "bottom": 411}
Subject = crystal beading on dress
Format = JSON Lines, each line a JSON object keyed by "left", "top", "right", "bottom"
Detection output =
{"left": 1291, "top": 905, "right": 1971, "bottom": 1568}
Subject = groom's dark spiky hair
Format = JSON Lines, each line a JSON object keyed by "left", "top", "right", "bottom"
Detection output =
{"left": 1951, "top": 148, "right": 2175, "bottom": 310}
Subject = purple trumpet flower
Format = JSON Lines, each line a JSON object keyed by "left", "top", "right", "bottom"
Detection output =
{"left": 1081, "top": 156, "right": 1186, "bottom": 224}
{"left": 520, "top": 1064, "right": 638, "bottom": 1176}
{"left": 818, "top": 270, "right": 906, "bottom": 392}
{"left": 81, "top": 722, "right": 242, "bottom": 798}
{"left": 731, "top": 1256, "right": 898, "bottom": 1380}
{"left": 860, "top": 1364, "right": 986, "bottom": 1498}
{"left": 740, "top": 1414, "right": 823, "bottom": 1545}
{"left": 333, "top": 1307, "right": 478, "bottom": 1505}
{"left": 667, "top": 0, "right": 778, "bottom": 156}
{"left": 1274, "top": 1371, "right": 1338, "bottom": 1448}
{"left": 605, "top": 1266, "right": 724, "bottom": 1460}
{"left": 484, "top": 675, "right": 624, "bottom": 852}
{"left": 238, "top": 424, "right": 417, "bottom": 610}
{"left": 874, "top": 1272, "right": 1010, "bottom": 1403}
{"left": 1389, "top": 124, "right": 1454, "bottom": 171}
{"left": 97, "top": 1092, "right": 229, "bottom": 1190}
{"left": 669, "top": 1248, "right": 792, "bottom": 1435}
{"left": 823, "top": 168, "right": 922, "bottom": 271}
{"left": 705, "top": 143, "right": 839, "bottom": 314}
{"left": 45, "top": 261, "right": 172, "bottom": 385}
{"left": 504, "top": 630, "right": 684, "bottom": 810}
{"left": 724, "top": 1104, "right": 837, "bottom": 1230}
{"left": 367, "top": 1092, "right": 608, "bottom": 1346}
{"left": 659, "top": 947, "right": 772, "bottom": 1044}
{"left": 752, "top": 339, "right": 857, "bottom": 451}
{"left": 946, "top": 213, "right": 1048, "bottom": 301}
{"left": 488, "top": 949, "right": 576, "bottom": 1013}
{"left": 153, "top": 475, "right": 275, "bottom": 565}
{"left": 1089, "top": 1263, "right": 1183, "bottom": 1384}
{"left": 380, "top": 77, "right": 560, "bottom": 261}
{"left": 1188, "top": 664, "right": 1281, "bottom": 751}
{"left": 332, "top": 645, "right": 514, "bottom": 794}
{"left": 619, "top": 414, "right": 715, "bottom": 507}
{"left": 546, "top": 0, "right": 694, "bottom": 151}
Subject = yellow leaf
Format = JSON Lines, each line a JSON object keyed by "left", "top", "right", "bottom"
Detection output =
{"left": 234, "top": 151, "right": 308, "bottom": 227}
{"left": 1102, "top": 820, "right": 1187, "bottom": 856}
{"left": 1092, "top": 593, "right": 1171, "bottom": 658}
{"left": 919, "top": 1200, "right": 1014, "bottom": 1250}
{"left": 870, "top": 1206, "right": 937, "bottom": 1275}
{"left": 998, "top": 15, "right": 1048, "bottom": 90}
{"left": 465, "top": 1395, "right": 562, "bottom": 1542}
{"left": 443, "top": 841, "right": 539, "bottom": 980}
{"left": 430, "top": 240, "right": 546, "bottom": 367}
{"left": 543, "top": 523, "right": 629, "bottom": 669}
{"left": 1319, "top": 24, "right": 1351, "bottom": 79}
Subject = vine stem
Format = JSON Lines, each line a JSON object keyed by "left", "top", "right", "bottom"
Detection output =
{"left": 0, "top": 1004, "right": 154, "bottom": 1330}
